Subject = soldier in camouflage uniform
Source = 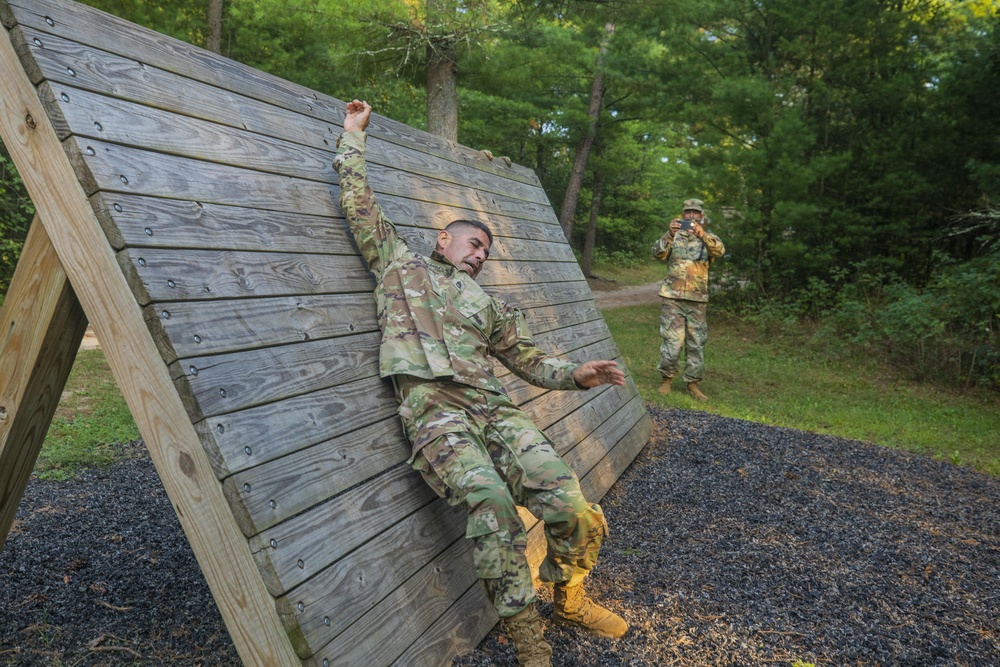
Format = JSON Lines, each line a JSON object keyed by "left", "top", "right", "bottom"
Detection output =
{"left": 651, "top": 199, "right": 725, "bottom": 401}
{"left": 333, "top": 99, "right": 628, "bottom": 667}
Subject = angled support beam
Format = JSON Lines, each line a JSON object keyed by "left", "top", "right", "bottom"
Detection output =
{"left": 0, "top": 19, "right": 300, "bottom": 667}
{"left": 0, "top": 216, "right": 87, "bottom": 549}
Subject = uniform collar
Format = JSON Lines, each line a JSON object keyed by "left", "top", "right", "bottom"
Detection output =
{"left": 430, "top": 249, "right": 458, "bottom": 276}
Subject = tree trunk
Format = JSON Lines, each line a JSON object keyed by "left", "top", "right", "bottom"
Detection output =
{"left": 559, "top": 22, "right": 614, "bottom": 242}
{"left": 206, "top": 0, "right": 223, "bottom": 54}
{"left": 427, "top": 43, "right": 458, "bottom": 142}
{"left": 426, "top": 0, "right": 458, "bottom": 142}
{"left": 580, "top": 165, "right": 603, "bottom": 277}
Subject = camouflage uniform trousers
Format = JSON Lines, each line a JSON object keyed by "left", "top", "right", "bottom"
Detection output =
{"left": 657, "top": 297, "right": 709, "bottom": 384}
{"left": 398, "top": 377, "right": 607, "bottom": 618}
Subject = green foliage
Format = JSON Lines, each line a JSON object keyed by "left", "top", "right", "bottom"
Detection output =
{"left": 0, "top": 140, "right": 33, "bottom": 295}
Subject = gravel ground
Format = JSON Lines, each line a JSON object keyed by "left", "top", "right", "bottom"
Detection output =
{"left": 2, "top": 408, "right": 998, "bottom": 666}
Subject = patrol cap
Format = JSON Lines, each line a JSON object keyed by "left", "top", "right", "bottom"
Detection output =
{"left": 682, "top": 198, "right": 704, "bottom": 213}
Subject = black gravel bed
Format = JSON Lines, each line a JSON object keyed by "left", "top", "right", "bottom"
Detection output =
{"left": 2, "top": 408, "right": 998, "bottom": 666}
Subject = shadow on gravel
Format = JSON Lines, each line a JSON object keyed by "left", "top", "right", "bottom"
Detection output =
{"left": 2, "top": 408, "right": 998, "bottom": 666}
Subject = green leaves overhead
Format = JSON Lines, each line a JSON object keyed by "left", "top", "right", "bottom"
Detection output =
{"left": 24, "top": 0, "right": 999, "bottom": 298}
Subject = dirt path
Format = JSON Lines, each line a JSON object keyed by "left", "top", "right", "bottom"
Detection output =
{"left": 80, "top": 325, "right": 100, "bottom": 350}
{"left": 590, "top": 280, "right": 662, "bottom": 310}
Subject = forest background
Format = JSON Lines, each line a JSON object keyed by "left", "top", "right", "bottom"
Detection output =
{"left": 1, "top": 0, "right": 998, "bottom": 389}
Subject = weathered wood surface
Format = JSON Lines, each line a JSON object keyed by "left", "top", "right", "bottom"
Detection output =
{"left": 0, "top": 0, "right": 652, "bottom": 665}
{"left": 0, "top": 10, "right": 302, "bottom": 665}
{"left": 0, "top": 218, "right": 87, "bottom": 550}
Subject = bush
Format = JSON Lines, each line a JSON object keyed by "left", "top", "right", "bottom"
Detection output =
{"left": 724, "top": 252, "right": 1000, "bottom": 389}
{"left": 1, "top": 140, "right": 34, "bottom": 296}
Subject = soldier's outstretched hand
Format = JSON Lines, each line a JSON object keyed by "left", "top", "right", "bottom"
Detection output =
{"left": 344, "top": 99, "right": 372, "bottom": 133}
{"left": 573, "top": 360, "right": 626, "bottom": 388}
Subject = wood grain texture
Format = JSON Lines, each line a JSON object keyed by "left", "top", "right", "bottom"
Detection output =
{"left": 0, "top": 14, "right": 302, "bottom": 666}
{"left": 249, "top": 465, "right": 438, "bottom": 596}
{"left": 0, "top": 218, "right": 87, "bottom": 549}
{"left": 195, "top": 374, "right": 398, "bottom": 478}
{"left": 0, "top": 1, "right": 652, "bottom": 664}
{"left": 223, "top": 418, "right": 409, "bottom": 536}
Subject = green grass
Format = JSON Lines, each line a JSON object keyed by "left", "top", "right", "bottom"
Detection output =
{"left": 605, "top": 303, "right": 1000, "bottom": 477}
{"left": 36, "top": 349, "right": 139, "bottom": 480}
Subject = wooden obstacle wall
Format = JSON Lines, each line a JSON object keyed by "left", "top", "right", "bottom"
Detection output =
{"left": 0, "top": 0, "right": 652, "bottom": 664}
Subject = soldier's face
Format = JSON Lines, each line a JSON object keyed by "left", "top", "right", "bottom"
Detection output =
{"left": 438, "top": 228, "right": 491, "bottom": 279}
{"left": 682, "top": 209, "right": 703, "bottom": 221}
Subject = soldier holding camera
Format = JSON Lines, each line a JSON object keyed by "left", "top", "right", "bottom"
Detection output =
{"left": 651, "top": 199, "right": 725, "bottom": 400}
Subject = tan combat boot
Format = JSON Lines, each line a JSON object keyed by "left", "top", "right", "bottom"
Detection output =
{"left": 687, "top": 382, "right": 708, "bottom": 401}
{"left": 658, "top": 377, "right": 672, "bottom": 395}
{"left": 553, "top": 582, "right": 628, "bottom": 639}
{"left": 502, "top": 603, "right": 553, "bottom": 667}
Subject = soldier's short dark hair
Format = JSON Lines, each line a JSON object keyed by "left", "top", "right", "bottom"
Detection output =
{"left": 446, "top": 219, "right": 494, "bottom": 247}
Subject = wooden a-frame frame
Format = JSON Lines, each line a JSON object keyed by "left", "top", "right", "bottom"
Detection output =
{"left": 0, "top": 1, "right": 652, "bottom": 664}
{"left": 0, "top": 10, "right": 301, "bottom": 663}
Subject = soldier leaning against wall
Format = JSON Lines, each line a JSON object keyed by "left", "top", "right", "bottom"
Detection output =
{"left": 333, "top": 99, "right": 629, "bottom": 667}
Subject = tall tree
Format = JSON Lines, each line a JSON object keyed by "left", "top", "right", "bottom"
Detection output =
{"left": 425, "top": 0, "right": 459, "bottom": 140}
{"left": 206, "top": 0, "right": 223, "bottom": 53}
{"left": 559, "top": 21, "right": 614, "bottom": 240}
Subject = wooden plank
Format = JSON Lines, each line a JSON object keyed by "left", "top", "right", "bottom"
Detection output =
{"left": 90, "top": 193, "right": 357, "bottom": 254}
{"left": 222, "top": 356, "right": 628, "bottom": 541}
{"left": 35, "top": 74, "right": 554, "bottom": 220}
{"left": 578, "top": 412, "right": 653, "bottom": 501}
{"left": 86, "top": 192, "right": 574, "bottom": 262}
{"left": 0, "top": 217, "right": 87, "bottom": 549}
{"left": 146, "top": 284, "right": 592, "bottom": 368}
{"left": 389, "top": 582, "right": 497, "bottom": 667}
{"left": 0, "top": 18, "right": 302, "bottom": 666}
{"left": 491, "top": 280, "right": 594, "bottom": 310}
{"left": 3, "top": 0, "right": 541, "bottom": 185}
{"left": 250, "top": 465, "right": 437, "bottom": 596}
{"left": 118, "top": 247, "right": 373, "bottom": 306}
{"left": 172, "top": 332, "right": 381, "bottom": 420}
{"left": 522, "top": 379, "right": 618, "bottom": 432}
{"left": 542, "top": 382, "right": 634, "bottom": 456}
{"left": 62, "top": 134, "right": 557, "bottom": 225}
{"left": 307, "top": 537, "right": 479, "bottom": 667}
{"left": 144, "top": 293, "right": 378, "bottom": 364}
{"left": 374, "top": 196, "right": 567, "bottom": 246}
{"left": 223, "top": 418, "right": 409, "bottom": 536}
{"left": 276, "top": 499, "right": 468, "bottom": 659}
{"left": 561, "top": 395, "right": 650, "bottom": 479}
{"left": 516, "top": 299, "right": 603, "bottom": 335}
{"left": 195, "top": 374, "right": 398, "bottom": 479}
{"left": 121, "top": 245, "right": 576, "bottom": 306}
{"left": 476, "top": 258, "right": 583, "bottom": 288}
{"left": 36, "top": 76, "right": 549, "bottom": 206}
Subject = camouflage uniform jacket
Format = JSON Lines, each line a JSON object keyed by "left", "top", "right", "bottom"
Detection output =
{"left": 651, "top": 226, "right": 725, "bottom": 303}
{"left": 334, "top": 131, "right": 581, "bottom": 394}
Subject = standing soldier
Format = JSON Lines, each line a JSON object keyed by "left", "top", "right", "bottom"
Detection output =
{"left": 333, "top": 99, "right": 628, "bottom": 667}
{"left": 651, "top": 199, "right": 726, "bottom": 401}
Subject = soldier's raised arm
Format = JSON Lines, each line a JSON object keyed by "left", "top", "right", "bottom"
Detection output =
{"left": 332, "top": 99, "right": 406, "bottom": 275}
